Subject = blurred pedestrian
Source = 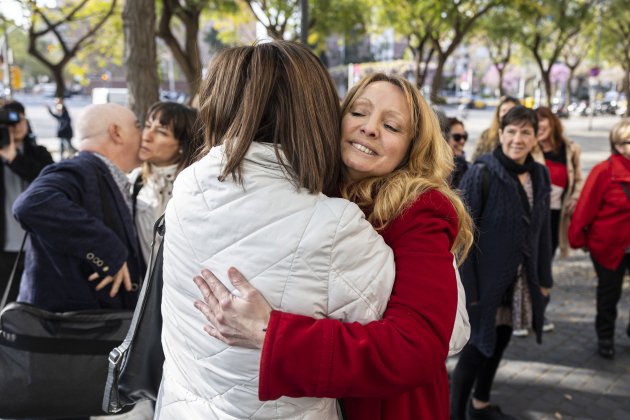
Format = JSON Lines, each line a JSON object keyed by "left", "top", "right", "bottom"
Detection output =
{"left": 47, "top": 97, "right": 76, "bottom": 159}
{"left": 189, "top": 72, "right": 474, "bottom": 420}
{"left": 452, "top": 106, "right": 552, "bottom": 420}
{"left": 471, "top": 96, "right": 520, "bottom": 162}
{"left": 130, "top": 101, "right": 202, "bottom": 263}
{"left": 568, "top": 118, "right": 630, "bottom": 359}
{"left": 0, "top": 100, "right": 53, "bottom": 303}
{"left": 446, "top": 117, "right": 470, "bottom": 188}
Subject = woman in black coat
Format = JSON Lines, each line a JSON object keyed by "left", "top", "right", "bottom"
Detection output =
{"left": 450, "top": 106, "right": 553, "bottom": 420}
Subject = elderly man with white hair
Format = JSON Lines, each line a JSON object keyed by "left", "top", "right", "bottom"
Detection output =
{"left": 13, "top": 103, "right": 144, "bottom": 315}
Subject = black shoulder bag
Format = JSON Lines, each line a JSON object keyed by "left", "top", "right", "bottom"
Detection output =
{"left": 0, "top": 172, "right": 134, "bottom": 418}
{"left": 103, "top": 214, "right": 165, "bottom": 413}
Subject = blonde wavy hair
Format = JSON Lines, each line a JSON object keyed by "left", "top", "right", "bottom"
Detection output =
{"left": 340, "top": 73, "right": 474, "bottom": 261}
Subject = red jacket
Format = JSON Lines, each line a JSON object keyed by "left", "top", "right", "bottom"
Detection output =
{"left": 568, "top": 154, "right": 630, "bottom": 270}
{"left": 259, "top": 190, "right": 459, "bottom": 419}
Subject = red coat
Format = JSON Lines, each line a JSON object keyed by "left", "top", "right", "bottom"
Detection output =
{"left": 568, "top": 154, "right": 630, "bottom": 270}
{"left": 259, "top": 190, "right": 459, "bottom": 419}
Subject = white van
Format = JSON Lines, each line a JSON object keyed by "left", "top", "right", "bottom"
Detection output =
{"left": 92, "top": 88, "right": 128, "bottom": 105}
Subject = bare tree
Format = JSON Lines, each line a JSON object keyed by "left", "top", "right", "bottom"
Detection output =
{"left": 25, "top": 0, "right": 117, "bottom": 98}
{"left": 428, "top": 0, "right": 499, "bottom": 102}
{"left": 561, "top": 36, "right": 587, "bottom": 110}
{"left": 123, "top": 0, "right": 160, "bottom": 122}
{"left": 157, "top": 0, "right": 211, "bottom": 99}
{"left": 520, "top": 0, "right": 593, "bottom": 106}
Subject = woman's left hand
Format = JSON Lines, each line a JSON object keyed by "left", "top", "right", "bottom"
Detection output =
{"left": 193, "top": 267, "right": 271, "bottom": 349}
{"left": 564, "top": 198, "right": 578, "bottom": 216}
{"left": 540, "top": 287, "right": 551, "bottom": 298}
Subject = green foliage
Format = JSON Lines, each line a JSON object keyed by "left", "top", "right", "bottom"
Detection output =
{"left": 309, "top": 0, "right": 371, "bottom": 52}
{"left": 6, "top": 28, "right": 50, "bottom": 86}
{"left": 600, "top": 0, "right": 630, "bottom": 70}
{"left": 517, "top": 0, "right": 594, "bottom": 69}
{"left": 236, "top": 0, "right": 370, "bottom": 52}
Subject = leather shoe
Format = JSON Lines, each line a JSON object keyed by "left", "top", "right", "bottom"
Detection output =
{"left": 468, "top": 403, "right": 517, "bottom": 420}
{"left": 598, "top": 340, "right": 615, "bottom": 359}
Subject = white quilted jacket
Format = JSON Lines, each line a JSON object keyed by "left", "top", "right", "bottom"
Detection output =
{"left": 155, "top": 143, "right": 396, "bottom": 419}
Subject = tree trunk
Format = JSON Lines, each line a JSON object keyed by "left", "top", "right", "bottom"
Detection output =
{"left": 430, "top": 55, "right": 447, "bottom": 103}
{"left": 565, "top": 68, "right": 575, "bottom": 110}
{"left": 542, "top": 70, "right": 553, "bottom": 107}
{"left": 49, "top": 66, "right": 66, "bottom": 98}
{"left": 123, "top": 0, "right": 160, "bottom": 123}
{"left": 496, "top": 65, "right": 505, "bottom": 97}
{"left": 624, "top": 65, "right": 630, "bottom": 117}
{"left": 413, "top": 48, "right": 422, "bottom": 90}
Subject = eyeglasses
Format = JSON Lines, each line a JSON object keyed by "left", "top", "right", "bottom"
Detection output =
{"left": 451, "top": 133, "right": 468, "bottom": 142}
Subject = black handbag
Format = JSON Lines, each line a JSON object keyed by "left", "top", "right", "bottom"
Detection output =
{"left": 103, "top": 215, "right": 165, "bottom": 413}
{"left": 0, "top": 234, "right": 133, "bottom": 418}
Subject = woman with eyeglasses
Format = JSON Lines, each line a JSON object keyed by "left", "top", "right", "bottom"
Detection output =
{"left": 569, "top": 118, "right": 630, "bottom": 360}
{"left": 446, "top": 117, "right": 469, "bottom": 188}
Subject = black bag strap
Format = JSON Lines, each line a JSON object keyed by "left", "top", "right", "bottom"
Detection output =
{"left": 1, "top": 233, "right": 27, "bottom": 310}
{"left": 0, "top": 328, "right": 125, "bottom": 355}
{"left": 103, "top": 214, "right": 165, "bottom": 413}
{"left": 622, "top": 183, "right": 630, "bottom": 201}
{"left": 131, "top": 174, "right": 144, "bottom": 219}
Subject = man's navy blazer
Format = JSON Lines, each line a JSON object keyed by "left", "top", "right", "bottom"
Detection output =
{"left": 13, "top": 152, "right": 143, "bottom": 312}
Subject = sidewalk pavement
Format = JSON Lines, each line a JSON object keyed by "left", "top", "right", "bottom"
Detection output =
{"left": 447, "top": 250, "right": 630, "bottom": 420}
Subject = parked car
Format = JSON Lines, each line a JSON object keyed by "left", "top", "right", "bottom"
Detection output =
{"left": 91, "top": 88, "right": 128, "bottom": 105}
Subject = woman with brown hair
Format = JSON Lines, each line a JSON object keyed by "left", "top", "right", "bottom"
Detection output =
{"left": 471, "top": 97, "right": 520, "bottom": 162}
{"left": 156, "top": 42, "right": 402, "bottom": 419}
{"left": 190, "top": 72, "right": 474, "bottom": 419}
{"left": 535, "top": 106, "right": 583, "bottom": 259}
{"left": 131, "top": 101, "right": 203, "bottom": 263}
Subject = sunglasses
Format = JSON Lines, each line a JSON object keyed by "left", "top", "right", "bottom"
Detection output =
{"left": 451, "top": 133, "right": 468, "bottom": 142}
{"left": 619, "top": 141, "right": 630, "bottom": 146}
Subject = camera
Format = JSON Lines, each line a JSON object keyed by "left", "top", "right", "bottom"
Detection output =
{"left": 0, "top": 109, "right": 20, "bottom": 148}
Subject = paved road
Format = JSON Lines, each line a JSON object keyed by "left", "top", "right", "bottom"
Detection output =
{"left": 447, "top": 251, "right": 630, "bottom": 420}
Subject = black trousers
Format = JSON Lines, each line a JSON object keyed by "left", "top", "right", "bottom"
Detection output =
{"left": 450, "top": 326, "right": 513, "bottom": 420}
{"left": 550, "top": 209, "right": 561, "bottom": 259}
{"left": 592, "top": 254, "right": 630, "bottom": 341}
{"left": 0, "top": 250, "right": 23, "bottom": 303}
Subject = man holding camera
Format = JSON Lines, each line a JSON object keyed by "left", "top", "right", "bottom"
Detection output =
{"left": 1, "top": 100, "right": 53, "bottom": 301}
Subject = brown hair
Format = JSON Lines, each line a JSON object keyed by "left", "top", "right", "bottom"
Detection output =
{"left": 143, "top": 101, "right": 203, "bottom": 176}
{"left": 340, "top": 73, "right": 473, "bottom": 261}
{"left": 197, "top": 41, "right": 341, "bottom": 194}
{"left": 535, "top": 106, "right": 567, "bottom": 153}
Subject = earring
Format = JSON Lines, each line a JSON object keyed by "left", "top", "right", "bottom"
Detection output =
{"left": 179, "top": 148, "right": 183, "bottom": 154}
